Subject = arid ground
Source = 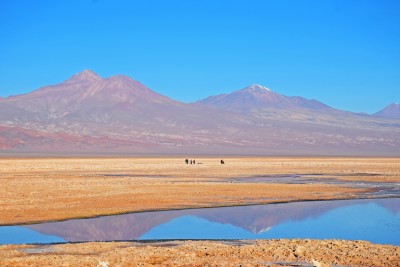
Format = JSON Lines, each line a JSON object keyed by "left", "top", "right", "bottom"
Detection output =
{"left": 0, "top": 157, "right": 399, "bottom": 266}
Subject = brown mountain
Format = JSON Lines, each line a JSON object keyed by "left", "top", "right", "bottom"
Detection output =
{"left": 374, "top": 103, "right": 400, "bottom": 119}
{"left": 0, "top": 70, "right": 237, "bottom": 153}
{"left": 1, "top": 69, "right": 182, "bottom": 122}
{"left": 0, "top": 70, "right": 399, "bottom": 155}
{"left": 195, "top": 84, "right": 333, "bottom": 111}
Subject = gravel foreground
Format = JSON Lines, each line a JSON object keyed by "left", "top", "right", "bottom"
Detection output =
{"left": 1, "top": 239, "right": 399, "bottom": 267}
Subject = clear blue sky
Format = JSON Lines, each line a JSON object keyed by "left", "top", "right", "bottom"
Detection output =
{"left": 1, "top": 0, "right": 399, "bottom": 113}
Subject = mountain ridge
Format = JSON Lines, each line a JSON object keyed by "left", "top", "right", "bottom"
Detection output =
{"left": 0, "top": 70, "right": 399, "bottom": 155}
{"left": 374, "top": 103, "right": 400, "bottom": 119}
{"left": 195, "top": 84, "right": 334, "bottom": 112}
{"left": 1, "top": 70, "right": 394, "bottom": 115}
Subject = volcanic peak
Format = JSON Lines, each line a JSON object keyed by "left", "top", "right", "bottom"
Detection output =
{"left": 374, "top": 102, "right": 400, "bottom": 119}
{"left": 64, "top": 69, "right": 102, "bottom": 83}
{"left": 245, "top": 84, "right": 272, "bottom": 92}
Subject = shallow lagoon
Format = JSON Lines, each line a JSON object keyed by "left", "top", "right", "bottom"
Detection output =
{"left": 1, "top": 198, "right": 399, "bottom": 245}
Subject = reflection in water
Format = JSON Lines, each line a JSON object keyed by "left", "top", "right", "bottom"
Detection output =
{"left": 0, "top": 226, "right": 64, "bottom": 245}
{"left": 0, "top": 198, "right": 399, "bottom": 245}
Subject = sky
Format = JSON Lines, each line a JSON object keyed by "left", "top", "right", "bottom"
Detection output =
{"left": 0, "top": 0, "right": 399, "bottom": 113}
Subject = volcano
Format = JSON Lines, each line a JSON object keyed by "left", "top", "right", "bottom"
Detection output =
{"left": 0, "top": 70, "right": 399, "bottom": 155}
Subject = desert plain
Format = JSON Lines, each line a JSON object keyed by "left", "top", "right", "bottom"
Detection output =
{"left": 0, "top": 157, "right": 399, "bottom": 266}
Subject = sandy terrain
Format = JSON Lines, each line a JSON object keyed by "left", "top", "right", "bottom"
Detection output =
{"left": 2, "top": 157, "right": 398, "bottom": 225}
{"left": 1, "top": 239, "right": 399, "bottom": 267}
{"left": 0, "top": 157, "right": 399, "bottom": 266}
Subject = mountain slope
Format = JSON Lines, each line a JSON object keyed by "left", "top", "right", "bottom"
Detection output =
{"left": 0, "top": 71, "right": 399, "bottom": 155}
{"left": 195, "top": 84, "right": 333, "bottom": 111}
{"left": 1, "top": 70, "right": 180, "bottom": 120}
{"left": 0, "top": 70, "right": 244, "bottom": 151}
{"left": 374, "top": 103, "right": 400, "bottom": 119}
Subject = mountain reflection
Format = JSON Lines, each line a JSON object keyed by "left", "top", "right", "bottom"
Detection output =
{"left": 27, "top": 198, "right": 399, "bottom": 242}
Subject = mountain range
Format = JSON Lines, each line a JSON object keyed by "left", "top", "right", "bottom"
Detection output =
{"left": 0, "top": 70, "right": 399, "bottom": 155}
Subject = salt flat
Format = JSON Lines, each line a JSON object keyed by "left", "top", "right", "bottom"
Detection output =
{"left": 3, "top": 157, "right": 398, "bottom": 225}
{"left": 0, "top": 157, "right": 399, "bottom": 266}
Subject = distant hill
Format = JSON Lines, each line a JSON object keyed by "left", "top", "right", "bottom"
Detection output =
{"left": 374, "top": 103, "right": 400, "bottom": 119}
{"left": 0, "top": 70, "right": 399, "bottom": 155}
{"left": 195, "top": 84, "right": 333, "bottom": 111}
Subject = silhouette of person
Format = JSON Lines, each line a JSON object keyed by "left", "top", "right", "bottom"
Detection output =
{"left": 221, "top": 159, "right": 225, "bottom": 164}
{"left": 193, "top": 159, "right": 196, "bottom": 164}
{"left": 185, "top": 159, "right": 189, "bottom": 164}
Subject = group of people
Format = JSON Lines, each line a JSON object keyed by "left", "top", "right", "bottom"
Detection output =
{"left": 184, "top": 159, "right": 225, "bottom": 164}
{"left": 185, "top": 159, "right": 196, "bottom": 164}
